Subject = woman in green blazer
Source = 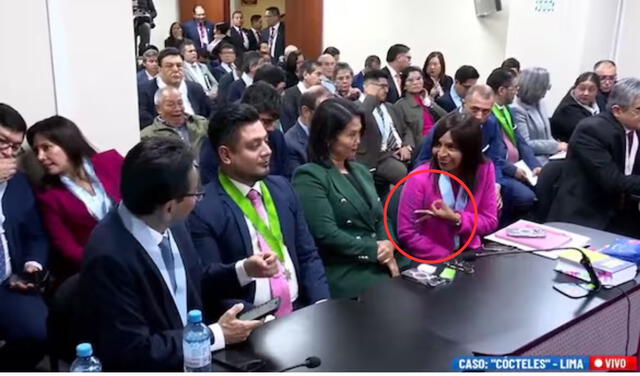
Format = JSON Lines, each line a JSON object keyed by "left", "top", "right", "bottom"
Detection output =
{"left": 293, "top": 98, "right": 403, "bottom": 298}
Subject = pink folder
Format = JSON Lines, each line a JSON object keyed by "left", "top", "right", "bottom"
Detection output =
{"left": 494, "top": 221, "right": 573, "bottom": 249}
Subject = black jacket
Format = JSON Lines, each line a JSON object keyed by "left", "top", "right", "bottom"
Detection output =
{"left": 548, "top": 111, "right": 640, "bottom": 229}
{"left": 550, "top": 91, "right": 594, "bottom": 142}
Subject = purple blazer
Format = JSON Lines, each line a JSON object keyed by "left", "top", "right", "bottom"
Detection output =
{"left": 397, "top": 161, "right": 498, "bottom": 260}
{"left": 36, "top": 150, "right": 124, "bottom": 275}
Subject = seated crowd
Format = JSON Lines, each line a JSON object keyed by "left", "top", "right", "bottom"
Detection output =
{"left": 2, "top": 5, "right": 640, "bottom": 370}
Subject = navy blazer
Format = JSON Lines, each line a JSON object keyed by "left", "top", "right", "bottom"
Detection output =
{"left": 352, "top": 71, "right": 365, "bottom": 91}
{"left": 136, "top": 70, "right": 152, "bottom": 85}
{"left": 77, "top": 210, "right": 241, "bottom": 371}
{"left": 138, "top": 78, "right": 212, "bottom": 129}
{"left": 229, "top": 26, "right": 248, "bottom": 54}
{"left": 284, "top": 122, "right": 309, "bottom": 176}
{"left": 181, "top": 20, "right": 214, "bottom": 49}
{"left": 281, "top": 85, "right": 302, "bottom": 132}
{"left": 435, "top": 91, "right": 457, "bottom": 113}
{"left": 188, "top": 175, "right": 330, "bottom": 308}
{"left": 261, "top": 23, "right": 285, "bottom": 60}
{"left": 414, "top": 113, "right": 506, "bottom": 183}
{"left": 199, "top": 129, "right": 290, "bottom": 185}
{"left": 226, "top": 78, "right": 247, "bottom": 103}
{"left": 211, "top": 65, "right": 231, "bottom": 82}
{"left": 2, "top": 172, "right": 49, "bottom": 271}
{"left": 381, "top": 67, "right": 401, "bottom": 103}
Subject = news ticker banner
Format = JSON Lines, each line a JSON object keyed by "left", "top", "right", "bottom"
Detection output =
{"left": 453, "top": 356, "right": 637, "bottom": 372}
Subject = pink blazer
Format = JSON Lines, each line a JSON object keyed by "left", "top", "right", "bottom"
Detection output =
{"left": 397, "top": 161, "right": 498, "bottom": 260}
{"left": 36, "top": 150, "right": 124, "bottom": 273}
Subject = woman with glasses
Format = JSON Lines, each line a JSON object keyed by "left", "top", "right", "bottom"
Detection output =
{"left": 422, "top": 51, "right": 453, "bottom": 100}
{"left": 511, "top": 67, "right": 567, "bottom": 164}
{"left": 551, "top": 72, "right": 601, "bottom": 142}
{"left": 26, "top": 116, "right": 124, "bottom": 282}
{"left": 397, "top": 113, "right": 498, "bottom": 260}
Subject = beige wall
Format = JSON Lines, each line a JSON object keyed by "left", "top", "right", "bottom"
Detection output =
{"left": 232, "top": 0, "right": 285, "bottom": 28}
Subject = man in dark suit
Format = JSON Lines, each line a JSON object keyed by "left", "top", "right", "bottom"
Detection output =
{"left": 229, "top": 11, "right": 250, "bottom": 54}
{"left": 182, "top": 5, "right": 215, "bottom": 50}
{"left": 549, "top": 78, "right": 640, "bottom": 238}
{"left": 281, "top": 60, "right": 323, "bottom": 131}
{"left": 138, "top": 48, "right": 212, "bottom": 129}
{"left": 247, "top": 14, "right": 262, "bottom": 51}
{"left": 211, "top": 43, "right": 239, "bottom": 81}
{"left": 189, "top": 103, "right": 330, "bottom": 316}
{"left": 227, "top": 51, "right": 261, "bottom": 103}
{"left": 357, "top": 70, "right": 410, "bottom": 187}
{"left": 353, "top": 55, "right": 381, "bottom": 92}
{"left": 436, "top": 65, "right": 479, "bottom": 113}
{"left": 137, "top": 48, "right": 159, "bottom": 85}
{"left": 285, "top": 86, "right": 331, "bottom": 174}
{"left": 0, "top": 104, "right": 49, "bottom": 371}
{"left": 594, "top": 59, "right": 617, "bottom": 110}
{"left": 77, "top": 138, "right": 274, "bottom": 371}
{"left": 261, "top": 7, "right": 285, "bottom": 61}
{"left": 381, "top": 44, "right": 411, "bottom": 104}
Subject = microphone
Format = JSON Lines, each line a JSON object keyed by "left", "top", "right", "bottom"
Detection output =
{"left": 279, "top": 356, "right": 322, "bottom": 372}
{"left": 463, "top": 247, "right": 602, "bottom": 292}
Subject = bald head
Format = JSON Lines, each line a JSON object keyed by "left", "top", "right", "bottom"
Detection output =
{"left": 464, "top": 85, "right": 495, "bottom": 125}
{"left": 318, "top": 54, "right": 336, "bottom": 78}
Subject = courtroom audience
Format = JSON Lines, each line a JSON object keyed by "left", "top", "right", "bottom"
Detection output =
{"left": 511, "top": 67, "right": 567, "bottom": 164}
{"left": 284, "top": 50, "right": 304, "bottom": 88}
{"left": 281, "top": 60, "right": 323, "bottom": 131}
{"left": 398, "top": 113, "right": 498, "bottom": 260}
{"left": 550, "top": 72, "right": 601, "bottom": 142}
{"left": 293, "top": 98, "right": 402, "bottom": 298}
{"left": 594, "top": 59, "right": 617, "bottom": 110}
{"left": 164, "top": 21, "right": 184, "bottom": 49}
{"left": 323, "top": 46, "right": 341, "bottom": 62}
{"left": 501, "top": 57, "right": 521, "bottom": 76}
{"left": 422, "top": 51, "right": 454, "bottom": 100}
{"left": 180, "top": 39, "right": 218, "bottom": 99}
{"left": 253, "top": 63, "right": 287, "bottom": 93}
{"left": 27, "top": 116, "right": 124, "bottom": 281}
{"left": 436, "top": 65, "right": 480, "bottom": 113}
{"left": 210, "top": 43, "right": 238, "bottom": 81}
{"left": 382, "top": 44, "right": 412, "bottom": 103}
{"left": 353, "top": 55, "right": 381, "bottom": 91}
{"left": 318, "top": 53, "right": 338, "bottom": 94}
{"left": 137, "top": 48, "right": 159, "bottom": 85}
{"left": 226, "top": 51, "right": 262, "bottom": 103}
{"left": 334, "top": 62, "right": 361, "bottom": 101}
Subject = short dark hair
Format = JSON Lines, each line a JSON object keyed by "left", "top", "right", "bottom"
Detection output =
{"left": 121, "top": 138, "right": 194, "bottom": 216}
{"left": 179, "top": 38, "right": 196, "bottom": 55}
{"left": 454, "top": 65, "right": 480, "bottom": 83}
{"left": 254, "top": 64, "right": 286, "bottom": 88}
{"left": 323, "top": 46, "right": 340, "bottom": 57}
{"left": 593, "top": 59, "right": 616, "bottom": 70}
{"left": 334, "top": 62, "right": 353, "bottom": 78}
{"left": 26, "top": 116, "right": 96, "bottom": 185}
{"left": 158, "top": 47, "right": 183, "bottom": 66}
{"left": 400, "top": 66, "right": 425, "bottom": 93}
{"left": 241, "top": 81, "right": 282, "bottom": 117}
{"left": 299, "top": 60, "right": 319, "bottom": 80}
{"left": 218, "top": 43, "right": 235, "bottom": 54}
{"left": 266, "top": 6, "right": 280, "bottom": 16}
{"left": 215, "top": 22, "right": 230, "bottom": 35}
{"left": 241, "top": 51, "right": 261, "bottom": 73}
{"left": 308, "top": 98, "right": 366, "bottom": 163}
{"left": 364, "top": 55, "right": 381, "bottom": 69}
{"left": 486, "top": 67, "right": 515, "bottom": 93}
{"left": 573, "top": 71, "right": 601, "bottom": 91}
{"left": 0, "top": 103, "right": 27, "bottom": 134}
{"left": 363, "top": 69, "right": 389, "bottom": 83}
{"left": 285, "top": 51, "right": 303, "bottom": 73}
{"left": 501, "top": 57, "right": 521, "bottom": 72}
{"left": 250, "top": 14, "right": 262, "bottom": 23}
{"left": 232, "top": 10, "right": 242, "bottom": 17}
{"left": 430, "top": 112, "right": 485, "bottom": 191}
{"left": 208, "top": 103, "right": 260, "bottom": 150}
{"left": 299, "top": 86, "right": 330, "bottom": 112}
{"left": 386, "top": 44, "right": 410, "bottom": 63}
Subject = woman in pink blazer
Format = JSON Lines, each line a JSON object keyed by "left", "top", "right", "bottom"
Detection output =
{"left": 27, "top": 116, "right": 124, "bottom": 280}
{"left": 397, "top": 113, "right": 498, "bottom": 260}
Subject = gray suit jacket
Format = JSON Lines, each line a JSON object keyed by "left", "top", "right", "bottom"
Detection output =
{"left": 183, "top": 62, "right": 218, "bottom": 98}
{"left": 511, "top": 98, "right": 560, "bottom": 161}
{"left": 284, "top": 121, "right": 309, "bottom": 176}
{"left": 394, "top": 94, "right": 447, "bottom": 150}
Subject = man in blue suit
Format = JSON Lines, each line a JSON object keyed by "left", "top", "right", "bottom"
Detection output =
{"left": 137, "top": 49, "right": 159, "bottom": 85}
{"left": 77, "top": 138, "right": 272, "bottom": 371}
{"left": 285, "top": 85, "right": 331, "bottom": 175}
{"left": 436, "top": 65, "right": 479, "bottom": 113}
{"left": 181, "top": 5, "right": 215, "bottom": 50}
{"left": 189, "top": 103, "right": 330, "bottom": 316}
{"left": 0, "top": 104, "right": 49, "bottom": 371}
{"left": 138, "top": 48, "right": 212, "bottom": 129}
{"left": 226, "top": 51, "right": 261, "bottom": 103}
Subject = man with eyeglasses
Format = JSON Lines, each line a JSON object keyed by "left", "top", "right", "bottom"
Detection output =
{"left": 594, "top": 59, "right": 618, "bottom": 110}
{"left": 189, "top": 103, "right": 329, "bottom": 322}
{"left": 0, "top": 104, "right": 49, "bottom": 371}
{"left": 436, "top": 65, "right": 480, "bottom": 113}
{"left": 76, "top": 137, "right": 274, "bottom": 371}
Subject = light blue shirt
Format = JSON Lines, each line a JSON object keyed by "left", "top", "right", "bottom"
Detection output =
{"left": 297, "top": 117, "right": 309, "bottom": 136}
{"left": 60, "top": 159, "right": 112, "bottom": 220}
{"left": 117, "top": 204, "right": 225, "bottom": 351}
{"left": 450, "top": 86, "right": 463, "bottom": 109}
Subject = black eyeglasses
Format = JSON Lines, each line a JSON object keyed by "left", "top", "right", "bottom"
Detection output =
{"left": 0, "top": 137, "right": 23, "bottom": 156}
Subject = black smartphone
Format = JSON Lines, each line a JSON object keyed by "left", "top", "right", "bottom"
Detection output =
{"left": 238, "top": 297, "right": 280, "bottom": 321}
{"left": 212, "top": 349, "right": 266, "bottom": 372}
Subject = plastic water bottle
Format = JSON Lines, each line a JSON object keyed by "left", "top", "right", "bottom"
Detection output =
{"left": 70, "top": 343, "right": 102, "bottom": 372}
{"left": 183, "top": 310, "right": 212, "bottom": 372}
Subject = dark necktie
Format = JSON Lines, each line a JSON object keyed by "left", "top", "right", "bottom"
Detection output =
{"left": 627, "top": 131, "right": 635, "bottom": 157}
{"left": 159, "top": 235, "right": 177, "bottom": 293}
{"left": 0, "top": 237, "right": 6, "bottom": 283}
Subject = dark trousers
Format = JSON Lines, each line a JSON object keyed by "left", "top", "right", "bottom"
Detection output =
{"left": 0, "top": 281, "right": 48, "bottom": 370}
{"left": 134, "top": 18, "right": 151, "bottom": 56}
{"left": 500, "top": 176, "right": 536, "bottom": 226}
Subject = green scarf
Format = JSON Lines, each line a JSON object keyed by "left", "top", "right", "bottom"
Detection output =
{"left": 492, "top": 104, "right": 517, "bottom": 146}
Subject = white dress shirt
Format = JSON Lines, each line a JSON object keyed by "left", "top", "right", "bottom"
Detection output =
{"left": 228, "top": 178, "right": 299, "bottom": 306}
{"left": 241, "top": 72, "right": 254, "bottom": 88}
{"left": 268, "top": 22, "right": 281, "bottom": 57}
{"left": 220, "top": 63, "right": 240, "bottom": 80}
{"left": 157, "top": 76, "right": 195, "bottom": 115}
{"left": 372, "top": 103, "right": 402, "bottom": 151}
{"left": 385, "top": 65, "right": 401, "bottom": 97}
{"left": 117, "top": 204, "right": 225, "bottom": 352}
{"left": 625, "top": 129, "right": 638, "bottom": 176}
{"left": 234, "top": 26, "right": 249, "bottom": 49}
{"left": 60, "top": 159, "right": 113, "bottom": 221}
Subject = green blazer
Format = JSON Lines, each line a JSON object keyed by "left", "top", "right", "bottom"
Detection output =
{"left": 293, "top": 160, "right": 404, "bottom": 298}
{"left": 141, "top": 114, "right": 209, "bottom": 161}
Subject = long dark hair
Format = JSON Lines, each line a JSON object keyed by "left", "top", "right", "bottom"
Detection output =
{"left": 27, "top": 115, "right": 97, "bottom": 186}
{"left": 400, "top": 66, "right": 425, "bottom": 94}
{"left": 422, "top": 51, "right": 447, "bottom": 92}
{"left": 430, "top": 113, "right": 484, "bottom": 192}
{"left": 308, "top": 98, "right": 366, "bottom": 164}
{"left": 168, "top": 21, "right": 182, "bottom": 40}
{"left": 572, "top": 71, "right": 601, "bottom": 91}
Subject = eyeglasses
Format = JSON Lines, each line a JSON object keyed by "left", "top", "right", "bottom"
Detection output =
{"left": 183, "top": 190, "right": 206, "bottom": 201}
{"left": 598, "top": 75, "right": 617, "bottom": 82}
{"left": 0, "top": 137, "right": 23, "bottom": 156}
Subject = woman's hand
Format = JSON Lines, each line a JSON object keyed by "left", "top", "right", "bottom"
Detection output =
{"left": 376, "top": 240, "right": 395, "bottom": 265}
{"left": 415, "top": 199, "right": 460, "bottom": 224}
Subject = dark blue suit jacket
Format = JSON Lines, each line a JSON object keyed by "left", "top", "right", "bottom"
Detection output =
{"left": 352, "top": 71, "right": 365, "bottom": 91}
{"left": 136, "top": 70, "right": 152, "bottom": 86}
{"left": 211, "top": 65, "right": 230, "bottom": 82}
{"left": 414, "top": 113, "right": 506, "bottom": 183}
{"left": 137, "top": 78, "right": 212, "bottom": 129}
{"left": 188, "top": 175, "right": 330, "bottom": 308}
{"left": 226, "top": 78, "right": 247, "bottom": 103}
{"left": 77, "top": 209, "right": 242, "bottom": 371}
{"left": 199, "top": 129, "right": 290, "bottom": 184}
{"left": 181, "top": 20, "right": 214, "bottom": 49}
{"left": 284, "top": 122, "right": 309, "bottom": 176}
{"left": 435, "top": 91, "right": 458, "bottom": 113}
{"left": 2, "top": 172, "right": 49, "bottom": 272}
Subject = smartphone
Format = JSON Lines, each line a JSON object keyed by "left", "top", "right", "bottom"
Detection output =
{"left": 506, "top": 228, "right": 546, "bottom": 238}
{"left": 212, "top": 349, "right": 266, "bottom": 372}
{"left": 238, "top": 297, "right": 280, "bottom": 321}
